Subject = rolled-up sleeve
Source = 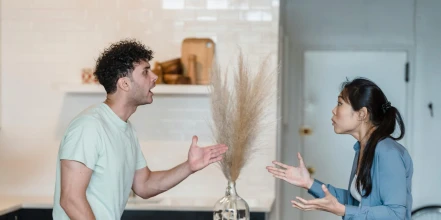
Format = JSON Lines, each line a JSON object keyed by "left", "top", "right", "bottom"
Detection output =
{"left": 308, "top": 179, "right": 349, "bottom": 205}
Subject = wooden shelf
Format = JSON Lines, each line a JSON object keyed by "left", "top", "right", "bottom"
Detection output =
{"left": 55, "top": 83, "right": 211, "bottom": 95}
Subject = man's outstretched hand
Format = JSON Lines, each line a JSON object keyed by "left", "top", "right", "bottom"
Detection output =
{"left": 187, "top": 136, "right": 228, "bottom": 172}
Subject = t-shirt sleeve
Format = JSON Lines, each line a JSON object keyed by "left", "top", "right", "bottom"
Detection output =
{"left": 59, "top": 116, "right": 103, "bottom": 170}
{"left": 135, "top": 143, "right": 147, "bottom": 170}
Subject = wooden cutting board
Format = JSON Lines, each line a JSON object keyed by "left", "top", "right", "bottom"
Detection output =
{"left": 181, "top": 38, "right": 215, "bottom": 85}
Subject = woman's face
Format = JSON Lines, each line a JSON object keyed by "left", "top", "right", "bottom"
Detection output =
{"left": 331, "top": 95, "right": 362, "bottom": 134}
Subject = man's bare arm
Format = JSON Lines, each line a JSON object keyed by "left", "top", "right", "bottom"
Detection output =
{"left": 132, "top": 136, "right": 227, "bottom": 199}
{"left": 131, "top": 162, "right": 193, "bottom": 199}
{"left": 60, "top": 160, "right": 95, "bottom": 220}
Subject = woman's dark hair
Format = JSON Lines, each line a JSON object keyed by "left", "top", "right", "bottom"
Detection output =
{"left": 340, "top": 77, "right": 405, "bottom": 197}
{"left": 94, "top": 39, "right": 154, "bottom": 94}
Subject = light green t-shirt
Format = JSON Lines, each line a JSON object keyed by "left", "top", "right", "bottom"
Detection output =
{"left": 53, "top": 103, "right": 147, "bottom": 220}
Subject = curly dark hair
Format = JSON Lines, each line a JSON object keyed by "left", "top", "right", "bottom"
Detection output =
{"left": 94, "top": 39, "right": 154, "bottom": 94}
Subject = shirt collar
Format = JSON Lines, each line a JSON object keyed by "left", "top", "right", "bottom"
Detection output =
{"left": 353, "top": 141, "right": 361, "bottom": 152}
{"left": 100, "top": 102, "right": 128, "bottom": 130}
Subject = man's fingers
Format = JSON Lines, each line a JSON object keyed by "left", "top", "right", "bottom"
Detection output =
{"left": 211, "top": 144, "right": 228, "bottom": 149}
{"left": 192, "top": 136, "right": 198, "bottom": 146}
{"left": 209, "top": 150, "right": 226, "bottom": 160}
{"left": 209, "top": 156, "right": 223, "bottom": 164}
{"left": 209, "top": 148, "right": 227, "bottom": 157}
{"left": 205, "top": 144, "right": 228, "bottom": 153}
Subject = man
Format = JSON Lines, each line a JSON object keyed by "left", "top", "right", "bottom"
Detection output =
{"left": 52, "top": 39, "right": 228, "bottom": 220}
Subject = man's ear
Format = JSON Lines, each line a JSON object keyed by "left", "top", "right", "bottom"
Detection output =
{"left": 117, "top": 77, "right": 131, "bottom": 92}
{"left": 358, "top": 107, "right": 369, "bottom": 122}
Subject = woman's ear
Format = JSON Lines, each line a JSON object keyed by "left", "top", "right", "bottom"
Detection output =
{"left": 358, "top": 107, "right": 369, "bottom": 122}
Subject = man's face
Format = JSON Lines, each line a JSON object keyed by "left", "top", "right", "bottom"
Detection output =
{"left": 129, "top": 60, "right": 158, "bottom": 105}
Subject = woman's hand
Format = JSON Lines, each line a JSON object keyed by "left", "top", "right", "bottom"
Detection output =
{"left": 266, "top": 152, "right": 313, "bottom": 189}
{"left": 291, "top": 184, "right": 346, "bottom": 216}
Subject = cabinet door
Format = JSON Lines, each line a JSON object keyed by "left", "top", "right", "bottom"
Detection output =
{"left": 7, "top": 212, "right": 18, "bottom": 220}
{"left": 18, "top": 209, "right": 53, "bottom": 220}
{"left": 0, "top": 213, "right": 7, "bottom": 220}
{"left": 0, "top": 210, "right": 19, "bottom": 220}
{"left": 121, "top": 210, "right": 266, "bottom": 220}
{"left": 122, "top": 210, "right": 211, "bottom": 220}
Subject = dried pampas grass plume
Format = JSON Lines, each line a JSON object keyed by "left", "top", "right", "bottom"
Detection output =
{"left": 210, "top": 50, "right": 278, "bottom": 182}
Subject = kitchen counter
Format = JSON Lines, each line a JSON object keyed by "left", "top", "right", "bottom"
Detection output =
{"left": 0, "top": 195, "right": 274, "bottom": 216}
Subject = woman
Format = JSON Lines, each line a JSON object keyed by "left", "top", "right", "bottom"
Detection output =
{"left": 267, "top": 78, "right": 413, "bottom": 219}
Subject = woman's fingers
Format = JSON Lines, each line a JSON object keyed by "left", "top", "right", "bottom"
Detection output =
{"left": 266, "top": 166, "right": 286, "bottom": 176}
{"left": 296, "top": 196, "right": 310, "bottom": 205}
{"left": 272, "top": 173, "right": 286, "bottom": 180}
{"left": 292, "top": 201, "right": 309, "bottom": 210}
{"left": 291, "top": 199, "right": 316, "bottom": 211}
{"left": 297, "top": 152, "right": 307, "bottom": 168}
{"left": 292, "top": 202, "right": 302, "bottom": 209}
{"left": 272, "top": 161, "right": 290, "bottom": 169}
{"left": 291, "top": 196, "right": 331, "bottom": 212}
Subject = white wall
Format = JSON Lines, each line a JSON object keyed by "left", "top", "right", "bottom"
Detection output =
{"left": 0, "top": 0, "right": 279, "bottom": 204}
{"left": 278, "top": 0, "right": 441, "bottom": 219}
{"left": 413, "top": 0, "right": 441, "bottom": 209}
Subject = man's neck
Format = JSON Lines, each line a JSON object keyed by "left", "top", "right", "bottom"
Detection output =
{"left": 104, "top": 97, "right": 137, "bottom": 122}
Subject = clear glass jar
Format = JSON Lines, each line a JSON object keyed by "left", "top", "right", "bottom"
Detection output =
{"left": 213, "top": 181, "right": 250, "bottom": 220}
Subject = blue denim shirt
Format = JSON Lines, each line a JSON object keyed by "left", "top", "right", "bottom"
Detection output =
{"left": 308, "top": 138, "right": 413, "bottom": 220}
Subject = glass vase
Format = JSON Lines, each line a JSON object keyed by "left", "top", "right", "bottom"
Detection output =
{"left": 213, "top": 181, "right": 250, "bottom": 220}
